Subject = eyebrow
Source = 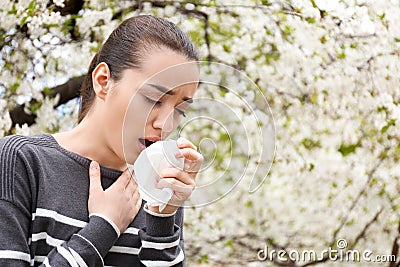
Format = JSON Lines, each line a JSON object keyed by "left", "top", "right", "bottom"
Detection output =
{"left": 148, "top": 83, "right": 193, "bottom": 103}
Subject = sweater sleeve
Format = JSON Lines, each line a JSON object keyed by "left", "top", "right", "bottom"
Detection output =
{"left": 138, "top": 204, "right": 186, "bottom": 266}
{"left": 0, "top": 136, "right": 119, "bottom": 267}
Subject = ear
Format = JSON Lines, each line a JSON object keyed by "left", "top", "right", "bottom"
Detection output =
{"left": 92, "top": 62, "right": 111, "bottom": 100}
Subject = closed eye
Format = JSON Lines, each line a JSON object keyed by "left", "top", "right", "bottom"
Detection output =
{"left": 176, "top": 109, "right": 186, "bottom": 117}
{"left": 144, "top": 96, "right": 161, "bottom": 105}
{"left": 144, "top": 96, "right": 186, "bottom": 117}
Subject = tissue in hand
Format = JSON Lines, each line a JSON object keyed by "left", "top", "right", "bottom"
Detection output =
{"left": 131, "top": 140, "right": 184, "bottom": 212}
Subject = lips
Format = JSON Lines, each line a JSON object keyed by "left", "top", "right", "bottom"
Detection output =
{"left": 138, "top": 137, "right": 161, "bottom": 148}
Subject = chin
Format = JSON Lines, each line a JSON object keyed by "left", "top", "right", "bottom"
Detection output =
{"left": 123, "top": 150, "right": 140, "bottom": 166}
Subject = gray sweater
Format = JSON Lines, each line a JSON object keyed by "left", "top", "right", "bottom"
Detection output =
{"left": 0, "top": 133, "right": 185, "bottom": 266}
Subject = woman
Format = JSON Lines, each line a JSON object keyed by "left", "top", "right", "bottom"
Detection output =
{"left": 0, "top": 15, "right": 203, "bottom": 266}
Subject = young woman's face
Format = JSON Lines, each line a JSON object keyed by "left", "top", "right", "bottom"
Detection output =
{"left": 101, "top": 48, "right": 199, "bottom": 165}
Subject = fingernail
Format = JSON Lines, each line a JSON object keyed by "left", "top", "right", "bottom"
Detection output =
{"left": 177, "top": 137, "right": 184, "bottom": 145}
{"left": 175, "top": 151, "right": 183, "bottom": 158}
{"left": 90, "top": 161, "right": 99, "bottom": 170}
{"left": 155, "top": 180, "right": 164, "bottom": 189}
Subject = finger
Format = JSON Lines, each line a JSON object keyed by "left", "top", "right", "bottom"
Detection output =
{"left": 177, "top": 137, "right": 197, "bottom": 150}
{"left": 128, "top": 176, "right": 139, "bottom": 193}
{"left": 159, "top": 168, "right": 195, "bottom": 186}
{"left": 89, "top": 161, "right": 103, "bottom": 193}
{"left": 115, "top": 168, "right": 133, "bottom": 190}
{"left": 132, "top": 189, "right": 141, "bottom": 202}
{"left": 135, "top": 195, "right": 143, "bottom": 209}
{"left": 177, "top": 147, "right": 204, "bottom": 162}
{"left": 125, "top": 178, "right": 136, "bottom": 196}
{"left": 156, "top": 177, "right": 195, "bottom": 193}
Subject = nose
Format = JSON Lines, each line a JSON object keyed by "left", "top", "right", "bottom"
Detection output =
{"left": 152, "top": 106, "right": 175, "bottom": 134}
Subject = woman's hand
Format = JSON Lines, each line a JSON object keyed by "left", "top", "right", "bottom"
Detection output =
{"left": 149, "top": 137, "right": 203, "bottom": 214}
{"left": 88, "top": 161, "right": 142, "bottom": 233}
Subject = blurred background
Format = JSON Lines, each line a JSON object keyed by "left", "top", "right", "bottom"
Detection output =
{"left": 0, "top": 0, "right": 399, "bottom": 266}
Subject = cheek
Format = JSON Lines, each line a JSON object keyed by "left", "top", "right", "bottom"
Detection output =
{"left": 121, "top": 99, "right": 150, "bottom": 162}
{"left": 173, "top": 112, "right": 183, "bottom": 126}
{"left": 123, "top": 97, "right": 150, "bottom": 135}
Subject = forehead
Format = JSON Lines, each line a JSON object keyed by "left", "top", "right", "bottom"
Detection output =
{"left": 140, "top": 48, "right": 199, "bottom": 90}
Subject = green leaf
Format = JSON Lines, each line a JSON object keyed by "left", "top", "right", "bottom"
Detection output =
{"left": 10, "top": 82, "right": 20, "bottom": 93}
{"left": 20, "top": 16, "right": 28, "bottom": 28}
{"left": 7, "top": 4, "right": 17, "bottom": 15}
{"left": 197, "top": 254, "right": 209, "bottom": 264}
{"left": 338, "top": 143, "right": 359, "bottom": 157}
{"left": 377, "top": 106, "right": 387, "bottom": 113}
{"left": 248, "top": 218, "right": 256, "bottom": 225}
{"left": 305, "top": 17, "right": 316, "bottom": 24}
{"left": 381, "top": 119, "right": 396, "bottom": 133}
{"left": 219, "top": 132, "right": 230, "bottom": 141}
{"left": 345, "top": 218, "right": 355, "bottom": 226}
{"left": 28, "top": 1, "right": 36, "bottom": 13}
{"left": 224, "top": 239, "right": 234, "bottom": 248}
{"left": 28, "top": 101, "right": 43, "bottom": 113}
{"left": 44, "top": 23, "right": 59, "bottom": 28}
{"left": 337, "top": 50, "right": 346, "bottom": 59}
{"left": 309, "top": 0, "right": 318, "bottom": 8}
{"left": 261, "top": 0, "right": 271, "bottom": 6}
{"left": 394, "top": 143, "right": 400, "bottom": 162}
{"left": 43, "top": 87, "right": 54, "bottom": 97}
{"left": 222, "top": 43, "right": 231, "bottom": 53}
{"left": 265, "top": 43, "right": 280, "bottom": 64}
{"left": 310, "top": 91, "right": 318, "bottom": 104}
{"left": 301, "top": 138, "right": 321, "bottom": 150}
{"left": 379, "top": 150, "right": 387, "bottom": 159}
{"left": 245, "top": 200, "right": 253, "bottom": 207}
{"left": 309, "top": 163, "right": 315, "bottom": 171}
{"left": 282, "top": 24, "right": 293, "bottom": 40}
{"left": 350, "top": 42, "right": 358, "bottom": 49}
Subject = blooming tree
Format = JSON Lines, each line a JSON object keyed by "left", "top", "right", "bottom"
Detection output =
{"left": 1, "top": 0, "right": 399, "bottom": 266}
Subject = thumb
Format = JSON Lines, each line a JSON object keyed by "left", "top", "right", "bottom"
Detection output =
{"left": 89, "top": 161, "right": 103, "bottom": 193}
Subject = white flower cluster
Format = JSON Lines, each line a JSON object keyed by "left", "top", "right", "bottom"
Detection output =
{"left": 0, "top": 100, "right": 12, "bottom": 137}
{"left": 53, "top": 0, "right": 65, "bottom": 8}
{"left": 27, "top": 10, "right": 63, "bottom": 39}
{"left": 29, "top": 95, "right": 60, "bottom": 134}
{"left": 0, "top": 0, "right": 399, "bottom": 265}
{"left": 76, "top": 8, "right": 113, "bottom": 38}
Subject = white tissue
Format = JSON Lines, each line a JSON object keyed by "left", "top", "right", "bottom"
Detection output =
{"left": 130, "top": 140, "right": 184, "bottom": 212}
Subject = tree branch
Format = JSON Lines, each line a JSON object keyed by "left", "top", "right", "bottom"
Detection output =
{"left": 389, "top": 219, "right": 400, "bottom": 267}
{"left": 9, "top": 75, "right": 84, "bottom": 128}
{"left": 350, "top": 207, "right": 383, "bottom": 249}
{"left": 302, "top": 208, "right": 384, "bottom": 267}
{"left": 52, "top": 0, "right": 84, "bottom": 16}
{"left": 330, "top": 155, "right": 385, "bottom": 244}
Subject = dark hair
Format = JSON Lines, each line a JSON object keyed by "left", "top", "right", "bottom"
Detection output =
{"left": 77, "top": 15, "right": 199, "bottom": 123}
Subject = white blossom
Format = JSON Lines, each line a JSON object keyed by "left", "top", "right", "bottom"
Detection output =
{"left": 1, "top": 0, "right": 399, "bottom": 265}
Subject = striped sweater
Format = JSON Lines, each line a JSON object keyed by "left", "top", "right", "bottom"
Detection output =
{"left": 0, "top": 133, "right": 185, "bottom": 266}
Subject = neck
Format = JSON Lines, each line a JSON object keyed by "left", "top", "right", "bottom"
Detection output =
{"left": 52, "top": 116, "right": 126, "bottom": 171}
